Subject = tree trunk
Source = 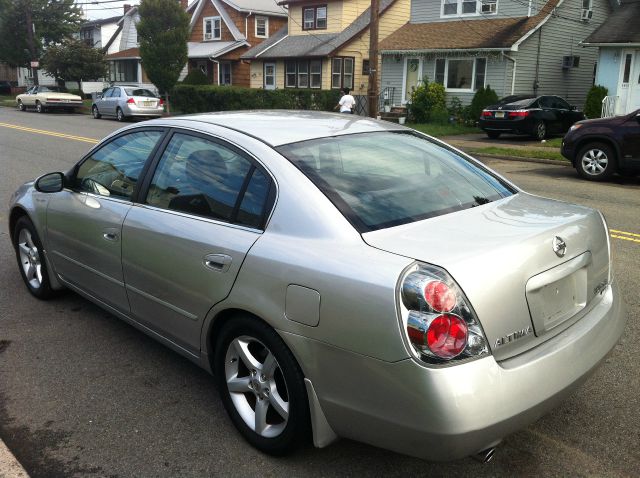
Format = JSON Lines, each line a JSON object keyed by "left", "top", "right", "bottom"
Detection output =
{"left": 164, "top": 92, "right": 170, "bottom": 115}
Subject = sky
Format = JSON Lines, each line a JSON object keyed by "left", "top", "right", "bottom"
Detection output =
{"left": 76, "top": 0, "right": 141, "bottom": 20}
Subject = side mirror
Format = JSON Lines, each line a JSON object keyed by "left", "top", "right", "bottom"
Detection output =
{"left": 35, "top": 172, "right": 65, "bottom": 193}
{"left": 570, "top": 105, "right": 577, "bottom": 111}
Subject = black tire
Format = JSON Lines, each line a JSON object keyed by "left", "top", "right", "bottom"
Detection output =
{"left": 116, "top": 107, "right": 125, "bottom": 122}
{"left": 36, "top": 101, "right": 44, "bottom": 113}
{"left": 486, "top": 131, "right": 501, "bottom": 139}
{"left": 214, "top": 315, "right": 310, "bottom": 455}
{"left": 92, "top": 105, "right": 101, "bottom": 119}
{"left": 576, "top": 142, "right": 617, "bottom": 181}
{"left": 13, "top": 216, "right": 57, "bottom": 299}
{"left": 17, "top": 100, "right": 25, "bottom": 112}
{"left": 532, "top": 120, "right": 546, "bottom": 140}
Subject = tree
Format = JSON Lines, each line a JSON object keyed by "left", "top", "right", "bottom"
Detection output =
{"left": 137, "top": 0, "right": 190, "bottom": 113}
{"left": 0, "top": 0, "right": 83, "bottom": 83}
{"left": 41, "top": 40, "right": 108, "bottom": 87}
{"left": 584, "top": 85, "right": 608, "bottom": 119}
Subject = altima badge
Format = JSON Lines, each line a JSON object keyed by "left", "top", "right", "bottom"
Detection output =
{"left": 552, "top": 236, "right": 567, "bottom": 257}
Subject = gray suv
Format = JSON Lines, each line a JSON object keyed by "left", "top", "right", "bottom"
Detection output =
{"left": 92, "top": 85, "right": 164, "bottom": 121}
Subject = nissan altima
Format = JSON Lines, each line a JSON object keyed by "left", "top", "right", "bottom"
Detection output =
{"left": 9, "top": 111, "right": 625, "bottom": 461}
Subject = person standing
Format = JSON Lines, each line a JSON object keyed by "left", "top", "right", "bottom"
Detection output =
{"left": 336, "top": 87, "right": 355, "bottom": 114}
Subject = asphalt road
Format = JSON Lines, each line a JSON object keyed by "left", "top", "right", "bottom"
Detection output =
{"left": 1, "top": 108, "right": 639, "bottom": 477}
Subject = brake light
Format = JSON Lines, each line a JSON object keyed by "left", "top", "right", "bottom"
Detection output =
{"left": 127, "top": 98, "right": 135, "bottom": 104}
{"left": 401, "top": 263, "right": 489, "bottom": 363}
{"left": 509, "top": 110, "right": 530, "bottom": 118}
{"left": 481, "top": 110, "right": 492, "bottom": 117}
{"left": 159, "top": 98, "right": 165, "bottom": 106}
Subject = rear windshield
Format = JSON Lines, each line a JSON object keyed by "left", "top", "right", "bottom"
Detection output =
{"left": 124, "top": 88, "right": 157, "bottom": 97}
{"left": 277, "top": 132, "right": 515, "bottom": 232}
{"left": 502, "top": 98, "right": 536, "bottom": 107}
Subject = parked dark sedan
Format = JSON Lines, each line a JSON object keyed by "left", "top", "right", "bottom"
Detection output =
{"left": 561, "top": 109, "right": 640, "bottom": 181}
{"left": 479, "top": 95, "right": 585, "bottom": 140}
{"left": 0, "top": 80, "right": 12, "bottom": 95}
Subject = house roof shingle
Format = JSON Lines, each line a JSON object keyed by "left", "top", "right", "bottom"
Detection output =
{"left": 105, "top": 47, "right": 140, "bottom": 59}
{"left": 582, "top": 1, "right": 640, "bottom": 45}
{"left": 242, "top": 0, "right": 395, "bottom": 59}
{"left": 379, "top": 0, "right": 560, "bottom": 52}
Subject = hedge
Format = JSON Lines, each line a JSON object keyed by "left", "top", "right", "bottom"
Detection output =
{"left": 171, "top": 85, "right": 341, "bottom": 114}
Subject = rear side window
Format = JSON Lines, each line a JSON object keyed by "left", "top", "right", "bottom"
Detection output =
{"left": 146, "top": 133, "right": 272, "bottom": 227}
{"left": 277, "top": 132, "right": 514, "bottom": 232}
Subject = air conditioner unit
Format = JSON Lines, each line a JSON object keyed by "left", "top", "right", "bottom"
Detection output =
{"left": 481, "top": 2, "right": 497, "bottom": 13}
{"left": 204, "top": 32, "right": 213, "bottom": 40}
{"left": 581, "top": 9, "right": 593, "bottom": 20}
{"left": 562, "top": 56, "right": 580, "bottom": 69}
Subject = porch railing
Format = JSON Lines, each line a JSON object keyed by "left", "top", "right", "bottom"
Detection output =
{"left": 379, "top": 87, "right": 396, "bottom": 112}
{"left": 601, "top": 96, "right": 618, "bottom": 118}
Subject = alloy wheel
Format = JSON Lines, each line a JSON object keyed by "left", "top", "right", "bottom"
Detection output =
{"left": 581, "top": 148, "right": 609, "bottom": 176}
{"left": 18, "top": 101, "right": 25, "bottom": 111}
{"left": 224, "top": 335, "right": 289, "bottom": 438}
{"left": 36, "top": 102, "right": 43, "bottom": 113}
{"left": 116, "top": 108, "right": 124, "bottom": 121}
{"left": 17, "top": 228, "right": 42, "bottom": 289}
{"left": 536, "top": 121, "right": 546, "bottom": 140}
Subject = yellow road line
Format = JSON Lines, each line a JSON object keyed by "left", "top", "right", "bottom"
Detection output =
{"left": 0, "top": 122, "right": 99, "bottom": 144}
{"left": 611, "top": 234, "right": 640, "bottom": 244}
{"left": 610, "top": 229, "right": 640, "bottom": 239}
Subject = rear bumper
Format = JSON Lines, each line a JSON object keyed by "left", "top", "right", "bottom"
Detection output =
{"left": 122, "top": 104, "right": 164, "bottom": 117}
{"left": 479, "top": 117, "right": 533, "bottom": 135}
{"left": 282, "top": 280, "right": 625, "bottom": 461}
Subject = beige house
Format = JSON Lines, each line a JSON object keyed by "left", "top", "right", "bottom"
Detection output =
{"left": 240, "top": 0, "right": 410, "bottom": 97}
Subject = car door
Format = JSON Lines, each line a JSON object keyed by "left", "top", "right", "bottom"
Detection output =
{"left": 46, "top": 128, "right": 166, "bottom": 313}
{"left": 23, "top": 86, "right": 37, "bottom": 106}
{"left": 97, "top": 87, "right": 113, "bottom": 115}
{"left": 538, "top": 96, "right": 561, "bottom": 133}
{"left": 621, "top": 112, "right": 640, "bottom": 162}
{"left": 552, "top": 96, "right": 575, "bottom": 132}
{"left": 121, "top": 130, "right": 274, "bottom": 353}
{"left": 109, "top": 87, "right": 122, "bottom": 115}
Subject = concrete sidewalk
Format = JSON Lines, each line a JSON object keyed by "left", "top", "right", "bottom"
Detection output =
{"left": 0, "top": 439, "right": 29, "bottom": 478}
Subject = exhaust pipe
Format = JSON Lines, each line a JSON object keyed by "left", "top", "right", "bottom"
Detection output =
{"left": 472, "top": 447, "right": 496, "bottom": 463}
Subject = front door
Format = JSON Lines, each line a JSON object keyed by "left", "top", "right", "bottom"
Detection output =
{"left": 46, "top": 129, "right": 165, "bottom": 313}
{"left": 122, "top": 131, "right": 273, "bottom": 353}
{"left": 619, "top": 51, "right": 634, "bottom": 113}
{"left": 629, "top": 50, "right": 640, "bottom": 112}
{"left": 403, "top": 57, "right": 422, "bottom": 104}
{"left": 264, "top": 63, "right": 276, "bottom": 90}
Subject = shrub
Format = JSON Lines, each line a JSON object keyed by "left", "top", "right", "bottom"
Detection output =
{"left": 171, "top": 84, "right": 341, "bottom": 114}
{"left": 469, "top": 85, "right": 499, "bottom": 123}
{"left": 584, "top": 85, "right": 608, "bottom": 119}
{"left": 181, "top": 68, "right": 209, "bottom": 85}
{"left": 430, "top": 105, "right": 450, "bottom": 125}
{"left": 447, "top": 96, "right": 464, "bottom": 120}
{"left": 67, "top": 88, "right": 85, "bottom": 98}
{"left": 408, "top": 79, "right": 447, "bottom": 123}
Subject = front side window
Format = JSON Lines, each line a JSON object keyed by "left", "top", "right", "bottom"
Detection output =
{"left": 302, "top": 5, "right": 327, "bottom": 30}
{"left": 75, "top": 130, "right": 163, "bottom": 200}
{"left": 204, "top": 16, "right": 221, "bottom": 40}
{"left": 255, "top": 16, "right": 268, "bottom": 38}
{"left": 146, "top": 133, "right": 271, "bottom": 227}
{"left": 278, "top": 132, "right": 514, "bottom": 232}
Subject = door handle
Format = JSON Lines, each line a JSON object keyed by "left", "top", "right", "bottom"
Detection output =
{"left": 102, "top": 228, "right": 119, "bottom": 242}
{"left": 204, "top": 253, "right": 232, "bottom": 272}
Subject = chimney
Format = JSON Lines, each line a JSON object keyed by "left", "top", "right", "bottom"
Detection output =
{"left": 123, "top": 4, "right": 132, "bottom": 14}
{"left": 180, "top": 0, "right": 188, "bottom": 10}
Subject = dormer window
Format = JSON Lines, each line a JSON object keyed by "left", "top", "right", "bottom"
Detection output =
{"left": 255, "top": 16, "right": 268, "bottom": 38}
{"left": 442, "top": 0, "right": 497, "bottom": 17}
{"left": 203, "top": 16, "right": 221, "bottom": 40}
{"left": 303, "top": 5, "right": 327, "bottom": 30}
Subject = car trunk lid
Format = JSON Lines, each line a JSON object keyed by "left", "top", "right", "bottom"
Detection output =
{"left": 363, "top": 193, "right": 610, "bottom": 361}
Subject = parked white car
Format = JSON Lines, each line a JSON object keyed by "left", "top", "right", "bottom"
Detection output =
{"left": 16, "top": 86, "right": 83, "bottom": 113}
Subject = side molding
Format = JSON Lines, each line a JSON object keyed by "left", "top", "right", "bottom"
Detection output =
{"left": 304, "top": 378, "right": 339, "bottom": 448}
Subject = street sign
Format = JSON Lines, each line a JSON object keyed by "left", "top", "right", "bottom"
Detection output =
{"left": 30, "top": 61, "right": 39, "bottom": 68}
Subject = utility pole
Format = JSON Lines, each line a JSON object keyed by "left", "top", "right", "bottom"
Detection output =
{"left": 367, "top": 0, "right": 379, "bottom": 118}
{"left": 25, "top": 0, "right": 39, "bottom": 85}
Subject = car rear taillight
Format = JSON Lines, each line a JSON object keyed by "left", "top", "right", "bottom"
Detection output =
{"left": 159, "top": 98, "right": 165, "bottom": 106}
{"left": 509, "top": 110, "right": 530, "bottom": 118}
{"left": 481, "top": 110, "right": 492, "bottom": 117}
{"left": 400, "top": 263, "right": 489, "bottom": 363}
{"left": 127, "top": 98, "right": 135, "bottom": 104}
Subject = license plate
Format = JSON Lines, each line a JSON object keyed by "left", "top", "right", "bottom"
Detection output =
{"left": 494, "top": 111, "right": 505, "bottom": 119}
{"left": 143, "top": 101, "right": 153, "bottom": 107}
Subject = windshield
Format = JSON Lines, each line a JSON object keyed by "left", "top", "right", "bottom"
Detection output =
{"left": 125, "top": 88, "right": 157, "bottom": 97}
{"left": 277, "top": 132, "right": 515, "bottom": 232}
{"left": 39, "top": 86, "right": 62, "bottom": 92}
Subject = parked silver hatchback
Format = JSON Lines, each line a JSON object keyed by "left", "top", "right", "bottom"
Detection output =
{"left": 9, "top": 112, "right": 626, "bottom": 461}
{"left": 92, "top": 85, "right": 164, "bottom": 122}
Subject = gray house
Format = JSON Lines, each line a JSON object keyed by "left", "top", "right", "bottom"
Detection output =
{"left": 581, "top": 0, "right": 640, "bottom": 115}
{"left": 379, "top": 0, "right": 610, "bottom": 108}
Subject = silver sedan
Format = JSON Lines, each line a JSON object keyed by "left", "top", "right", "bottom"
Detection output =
{"left": 8, "top": 112, "right": 626, "bottom": 461}
{"left": 92, "top": 85, "right": 164, "bottom": 121}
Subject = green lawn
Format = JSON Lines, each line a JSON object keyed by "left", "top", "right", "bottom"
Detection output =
{"left": 467, "top": 146, "right": 567, "bottom": 162}
{"left": 0, "top": 95, "right": 15, "bottom": 107}
{"left": 409, "top": 122, "right": 479, "bottom": 137}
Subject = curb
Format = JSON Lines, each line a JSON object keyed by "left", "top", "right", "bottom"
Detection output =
{"left": 0, "top": 438, "right": 29, "bottom": 477}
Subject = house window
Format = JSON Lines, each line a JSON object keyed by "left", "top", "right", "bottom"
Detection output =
{"left": 331, "top": 57, "right": 354, "bottom": 89}
{"left": 302, "top": 5, "right": 327, "bottom": 30}
{"left": 362, "top": 59, "right": 370, "bottom": 75}
{"left": 435, "top": 57, "right": 487, "bottom": 91}
{"left": 204, "top": 16, "right": 221, "bottom": 40}
{"left": 255, "top": 16, "right": 268, "bottom": 38}
{"left": 441, "top": 0, "right": 497, "bottom": 16}
{"left": 285, "top": 60, "right": 322, "bottom": 88}
{"left": 623, "top": 54, "right": 632, "bottom": 84}
{"left": 219, "top": 62, "right": 232, "bottom": 85}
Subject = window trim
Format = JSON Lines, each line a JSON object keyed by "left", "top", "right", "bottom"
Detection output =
{"left": 331, "top": 57, "right": 355, "bottom": 89}
{"left": 137, "top": 128, "right": 277, "bottom": 231}
{"left": 203, "top": 16, "right": 222, "bottom": 41}
{"left": 255, "top": 15, "right": 269, "bottom": 38}
{"left": 434, "top": 57, "right": 487, "bottom": 92}
{"left": 440, "top": 0, "right": 498, "bottom": 17}
{"left": 302, "top": 5, "right": 328, "bottom": 31}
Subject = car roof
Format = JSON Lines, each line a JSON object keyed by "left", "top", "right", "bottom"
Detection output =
{"left": 152, "top": 111, "right": 407, "bottom": 147}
